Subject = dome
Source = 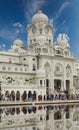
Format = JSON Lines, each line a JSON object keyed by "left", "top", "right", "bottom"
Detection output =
{"left": 57, "top": 34, "right": 70, "bottom": 48}
{"left": 32, "top": 9, "right": 48, "bottom": 24}
{"left": 13, "top": 39, "right": 24, "bottom": 47}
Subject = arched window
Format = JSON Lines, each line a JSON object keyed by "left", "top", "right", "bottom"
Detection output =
{"left": 16, "top": 91, "right": 20, "bottom": 101}
{"left": 54, "top": 111, "right": 61, "bottom": 120}
{"left": 44, "top": 62, "right": 50, "bottom": 75}
{"left": 55, "top": 63, "right": 63, "bottom": 76}
{"left": 22, "top": 107, "right": 27, "bottom": 114}
{"left": 66, "top": 65, "right": 71, "bottom": 77}
{"left": 40, "top": 29, "right": 42, "bottom": 34}
{"left": 33, "top": 64, "right": 36, "bottom": 71}
{"left": 56, "top": 49, "right": 62, "bottom": 55}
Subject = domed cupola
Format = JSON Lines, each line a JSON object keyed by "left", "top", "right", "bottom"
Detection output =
{"left": 13, "top": 39, "right": 24, "bottom": 48}
{"left": 27, "top": 9, "right": 54, "bottom": 50}
{"left": 32, "top": 9, "right": 48, "bottom": 24}
{"left": 56, "top": 34, "right": 70, "bottom": 49}
{"left": 54, "top": 34, "right": 70, "bottom": 56}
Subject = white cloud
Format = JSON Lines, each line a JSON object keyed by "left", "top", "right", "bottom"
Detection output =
{"left": 23, "top": 0, "right": 46, "bottom": 23}
{"left": 49, "top": 18, "right": 53, "bottom": 25}
{"left": 13, "top": 22, "right": 23, "bottom": 28}
{"left": 0, "top": 28, "right": 18, "bottom": 42}
{"left": 54, "top": 1, "right": 70, "bottom": 20}
{"left": 59, "top": 2, "right": 70, "bottom": 14}
{"left": 13, "top": 22, "right": 25, "bottom": 34}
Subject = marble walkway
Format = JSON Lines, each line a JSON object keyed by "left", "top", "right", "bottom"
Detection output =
{"left": 0, "top": 100, "right": 79, "bottom": 106}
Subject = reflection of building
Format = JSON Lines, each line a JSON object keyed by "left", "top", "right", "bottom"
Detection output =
{"left": 47, "top": 105, "right": 79, "bottom": 130}
{"left": 0, "top": 106, "right": 54, "bottom": 130}
{"left": 0, "top": 9, "right": 79, "bottom": 100}
{"left": 0, "top": 105, "right": 79, "bottom": 130}
{"left": 0, "top": 105, "right": 47, "bottom": 130}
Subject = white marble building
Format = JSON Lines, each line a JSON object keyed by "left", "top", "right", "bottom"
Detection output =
{"left": 0, "top": 9, "right": 79, "bottom": 101}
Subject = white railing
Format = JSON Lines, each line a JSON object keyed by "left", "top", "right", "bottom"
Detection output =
{"left": 1, "top": 82, "right": 37, "bottom": 89}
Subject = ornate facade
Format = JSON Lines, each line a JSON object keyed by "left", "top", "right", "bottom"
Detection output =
{"left": 0, "top": 9, "right": 79, "bottom": 101}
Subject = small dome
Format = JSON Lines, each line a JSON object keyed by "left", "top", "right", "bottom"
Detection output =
{"left": 56, "top": 34, "right": 70, "bottom": 48}
{"left": 32, "top": 9, "right": 48, "bottom": 24}
{"left": 13, "top": 39, "right": 24, "bottom": 47}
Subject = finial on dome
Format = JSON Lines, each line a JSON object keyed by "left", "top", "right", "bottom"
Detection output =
{"left": 61, "top": 34, "right": 64, "bottom": 39}
{"left": 38, "top": 8, "right": 42, "bottom": 14}
{"left": 38, "top": 0, "right": 42, "bottom": 13}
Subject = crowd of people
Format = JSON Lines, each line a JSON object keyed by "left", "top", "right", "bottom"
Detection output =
{"left": 0, "top": 91, "right": 79, "bottom": 101}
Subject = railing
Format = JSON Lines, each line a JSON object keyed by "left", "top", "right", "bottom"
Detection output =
{"left": 1, "top": 82, "right": 37, "bottom": 89}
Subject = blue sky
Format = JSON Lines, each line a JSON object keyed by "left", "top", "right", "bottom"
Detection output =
{"left": 0, "top": 0, "right": 79, "bottom": 58}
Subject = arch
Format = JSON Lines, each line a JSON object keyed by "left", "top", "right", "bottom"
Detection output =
{"left": 55, "top": 63, "right": 63, "bottom": 72}
{"left": 66, "top": 64, "right": 71, "bottom": 69}
{"left": 44, "top": 62, "right": 50, "bottom": 75}
{"left": 22, "top": 91, "right": 27, "bottom": 101}
{"left": 16, "top": 91, "right": 20, "bottom": 101}
{"left": 33, "top": 64, "right": 36, "bottom": 71}
{"left": 37, "top": 48, "right": 41, "bottom": 54}
{"left": 66, "top": 64, "right": 71, "bottom": 77}
{"left": 22, "top": 107, "right": 27, "bottom": 114}
{"left": 73, "top": 111, "right": 79, "bottom": 121}
{"left": 28, "top": 91, "right": 32, "bottom": 101}
{"left": 56, "top": 49, "right": 63, "bottom": 55}
{"left": 16, "top": 107, "right": 20, "bottom": 115}
{"left": 42, "top": 48, "right": 47, "bottom": 53}
{"left": 66, "top": 120, "right": 72, "bottom": 129}
{"left": 64, "top": 48, "right": 70, "bottom": 56}
{"left": 5, "top": 90, "right": 10, "bottom": 100}
{"left": 54, "top": 79, "right": 61, "bottom": 92}
{"left": 54, "top": 111, "right": 62, "bottom": 120}
{"left": 44, "top": 24, "right": 53, "bottom": 32}
{"left": 32, "top": 91, "right": 36, "bottom": 100}
{"left": 55, "top": 63, "right": 63, "bottom": 77}
{"left": 10, "top": 107, "right": 15, "bottom": 115}
{"left": 11, "top": 91, "right": 15, "bottom": 101}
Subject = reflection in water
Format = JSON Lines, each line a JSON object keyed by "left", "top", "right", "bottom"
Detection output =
{"left": 0, "top": 104, "right": 79, "bottom": 130}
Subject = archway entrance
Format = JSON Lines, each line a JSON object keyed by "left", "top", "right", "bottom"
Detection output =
{"left": 11, "top": 91, "right": 15, "bottom": 101}
{"left": 28, "top": 91, "right": 32, "bottom": 101}
{"left": 54, "top": 79, "right": 61, "bottom": 92}
{"left": 54, "top": 111, "right": 61, "bottom": 120}
{"left": 16, "top": 91, "right": 20, "bottom": 101}
{"left": 22, "top": 91, "right": 27, "bottom": 101}
{"left": 66, "top": 80, "right": 70, "bottom": 94}
{"left": 46, "top": 79, "right": 49, "bottom": 95}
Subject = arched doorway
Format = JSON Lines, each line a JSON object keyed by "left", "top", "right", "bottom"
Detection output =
{"left": 46, "top": 79, "right": 49, "bottom": 95}
{"left": 22, "top": 107, "right": 27, "bottom": 114}
{"left": 54, "top": 79, "right": 61, "bottom": 92}
{"left": 22, "top": 91, "right": 27, "bottom": 101}
{"left": 44, "top": 62, "right": 50, "bottom": 76}
{"left": 54, "top": 111, "right": 61, "bottom": 120}
{"left": 16, "top": 91, "right": 20, "bottom": 101}
{"left": 32, "top": 91, "right": 36, "bottom": 100}
{"left": 16, "top": 108, "right": 20, "bottom": 115}
{"left": 5, "top": 90, "right": 10, "bottom": 100}
{"left": 66, "top": 80, "right": 70, "bottom": 94}
{"left": 28, "top": 91, "right": 32, "bottom": 101}
{"left": 11, "top": 91, "right": 15, "bottom": 101}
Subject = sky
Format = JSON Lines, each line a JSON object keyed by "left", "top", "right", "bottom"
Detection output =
{"left": 0, "top": 0, "right": 79, "bottom": 58}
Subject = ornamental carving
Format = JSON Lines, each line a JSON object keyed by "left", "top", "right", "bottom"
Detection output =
{"left": 54, "top": 63, "right": 63, "bottom": 76}
{"left": 66, "top": 65, "right": 71, "bottom": 77}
